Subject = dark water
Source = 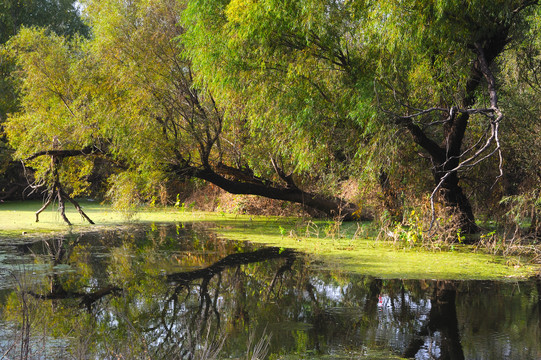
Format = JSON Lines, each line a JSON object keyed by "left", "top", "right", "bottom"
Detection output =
{"left": 0, "top": 223, "right": 539, "bottom": 359}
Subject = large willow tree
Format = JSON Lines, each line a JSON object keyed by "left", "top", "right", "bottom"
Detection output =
{"left": 183, "top": 0, "right": 540, "bottom": 232}
{"left": 6, "top": 0, "right": 361, "bottom": 219}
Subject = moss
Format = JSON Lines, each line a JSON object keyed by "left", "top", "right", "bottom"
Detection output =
{"left": 1, "top": 200, "right": 538, "bottom": 280}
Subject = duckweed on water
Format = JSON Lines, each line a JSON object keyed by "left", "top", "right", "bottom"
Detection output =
{"left": 0, "top": 200, "right": 538, "bottom": 280}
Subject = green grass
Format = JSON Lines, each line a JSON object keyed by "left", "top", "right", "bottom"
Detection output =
{"left": 1, "top": 200, "right": 538, "bottom": 280}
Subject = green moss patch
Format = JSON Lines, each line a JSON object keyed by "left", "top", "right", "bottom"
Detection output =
{"left": 1, "top": 200, "right": 538, "bottom": 280}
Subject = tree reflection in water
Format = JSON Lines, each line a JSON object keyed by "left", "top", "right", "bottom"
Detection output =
{"left": 403, "top": 281, "right": 464, "bottom": 360}
{"left": 0, "top": 223, "right": 539, "bottom": 359}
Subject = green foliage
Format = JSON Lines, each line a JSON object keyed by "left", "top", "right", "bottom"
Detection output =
{"left": 174, "top": 193, "right": 196, "bottom": 212}
{"left": 4, "top": 28, "right": 98, "bottom": 194}
{"left": 498, "top": 6, "right": 541, "bottom": 197}
{"left": 500, "top": 191, "right": 541, "bottom": 229}
{"left": 0, "top": 0, "right": 88, "bottom": 44}
{"left": 0, "top": 0, "right": 88, "bottom": 118}
{"left": 106, "top": 170, "right": 169, "bottom": 215}
{"left": 183, "top": 0, "right": 377, "bottom": 177}
{"left": 3, "top": 0, "right": 541, "bottom": 236}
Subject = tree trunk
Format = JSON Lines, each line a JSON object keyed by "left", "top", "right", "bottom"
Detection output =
{"left": 434, "top": 166, "right": 479, "bottom": 235}
{"left": 175, "top": 165, "right": 365, "bottom": 221}
{"left": 528, "top": 205, "right": 540, "bottom": 238}
{"left": 405, "top": 119, "right": 480, "bottom": 234}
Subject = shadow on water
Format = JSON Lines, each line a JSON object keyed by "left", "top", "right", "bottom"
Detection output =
{"left": 0, "top": 223, "right": 540, "bottom": 359}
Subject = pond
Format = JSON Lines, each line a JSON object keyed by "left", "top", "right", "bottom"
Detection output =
{"left": 0, "top": 223, "right": 539, "bottom": 359}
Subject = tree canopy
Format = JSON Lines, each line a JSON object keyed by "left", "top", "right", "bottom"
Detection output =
{"left": 2, "top": 0, "right": 541, "bottom": 239}
{"left": 0, "top": 0, "right": 89, "bottom": 201}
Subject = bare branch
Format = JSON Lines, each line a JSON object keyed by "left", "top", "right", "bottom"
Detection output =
{"left": 270, "top": 156, "right": 298, "bottom": 190}
{"left": 396, "top": 107, "right": 449, "bottom": 120}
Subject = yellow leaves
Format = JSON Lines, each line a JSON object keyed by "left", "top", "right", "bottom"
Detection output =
{"left": 6, "top": 27, "right": 98, "bottom": 159}
{"left": 63, "top": 245, "right": 93, "bottom": 291}
{"left": 225, "top": 0, "right": 258, "bottom": 24}
{"left": 405, "top": 58, "right": 439, "bottom": 103}
{"left": 61, "top": 157, "right": 94, "bottom": 197}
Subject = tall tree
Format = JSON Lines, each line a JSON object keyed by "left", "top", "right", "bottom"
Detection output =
{"left": 183, "top": 0, "right": 540, "bottom": 233}
{"left": 6, "top": 0, "right": 363, "bottom": 219}
{"left": 0, "top": 0, "right": 88, "bottom": 200}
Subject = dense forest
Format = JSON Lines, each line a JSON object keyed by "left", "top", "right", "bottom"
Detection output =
{"left": 1, "top": 0, "right": 540, "bottom": 243}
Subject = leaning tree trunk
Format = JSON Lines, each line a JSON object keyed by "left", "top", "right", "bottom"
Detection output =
{"left": 176, "top": 165, "right": 365, "bottom": 221}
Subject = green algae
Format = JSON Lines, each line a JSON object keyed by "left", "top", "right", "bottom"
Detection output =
{"left": 208, "top": 220, "right": 538, "bottom": 280}
{"left": 0, "top": 200, "right": 234, "bottom": 236}
{"left": 0, "top": 200, "right": 538, "bottom": 280}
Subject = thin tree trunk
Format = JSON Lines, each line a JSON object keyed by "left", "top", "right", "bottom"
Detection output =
{"left": 378, "top": 170, "right": 402, "bottom": 222}
{"left": 57, "top": 186, "right": 71, "bottom": 226}
{"left": 60, "top": 188, "right": 95, "bottom": 224}
{"left": 35, "top": 189, "right": 55, "bottom": 222}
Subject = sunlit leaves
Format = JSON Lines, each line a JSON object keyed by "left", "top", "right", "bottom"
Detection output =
{"left": 4, "top": 28, "right": 100, "bottom": 191}
{"left": 184, "top": 0, "right": 376, "bottom": 180}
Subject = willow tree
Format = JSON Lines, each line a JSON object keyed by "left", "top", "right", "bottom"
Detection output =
{"left": 183, "top": 0, "right": 540, "bottom": 233}
{"left": 0, "top": 0, "right": 89, "bottom": 201}
{"left": 84, "top": 0, "right": 362, "bottom": 217}
{"left": 6, "top": 0, "right": 362, "bottom": 220}
{"left": 5, "top": 28, "right": 105, "bottom": 224}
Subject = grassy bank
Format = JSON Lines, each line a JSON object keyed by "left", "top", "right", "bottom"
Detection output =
{"left": 0, "top": 200, "right": 539, "bottom": 280}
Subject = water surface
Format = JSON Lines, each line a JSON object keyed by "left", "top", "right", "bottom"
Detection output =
{"left": 0, "top": 223, "right": 539, "bottom": 359}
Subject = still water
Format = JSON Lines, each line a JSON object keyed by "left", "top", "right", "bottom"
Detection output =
{"left": 0, "top": 223, "right": 539, "bottom": 359}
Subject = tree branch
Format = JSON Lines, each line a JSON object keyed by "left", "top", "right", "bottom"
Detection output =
{"left": 270, "top": 156, "right": 298, "bottom": 189}
{"left": 24, "top": 145, "right": 102, "bottom": 162}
